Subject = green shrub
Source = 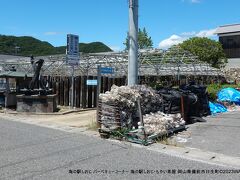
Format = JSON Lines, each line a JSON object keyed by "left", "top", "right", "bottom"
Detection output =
{"left": 207, "top": 83, "right": 240, "bottom": 101}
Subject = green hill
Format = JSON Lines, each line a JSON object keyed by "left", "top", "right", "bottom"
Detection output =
{"left": 0, "top": 35, "right": 112, "bottom": 56}
{"left": 56, "top": 42, "right": 113, "bottom": 54}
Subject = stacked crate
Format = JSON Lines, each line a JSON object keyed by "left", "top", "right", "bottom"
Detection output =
{"left": 98, "top": 101, "right": 121, "bottom": 137}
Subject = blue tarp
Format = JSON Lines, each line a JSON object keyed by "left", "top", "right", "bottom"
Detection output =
{"left": 209, "top": 102, "right": 227, "bottom": 114}
{"left": 217, "top": 88, "right": 240, "bottom": 105}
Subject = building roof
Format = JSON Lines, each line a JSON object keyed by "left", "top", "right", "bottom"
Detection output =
{"left": 215, "top": 24, "right": 240, "bottom": 35}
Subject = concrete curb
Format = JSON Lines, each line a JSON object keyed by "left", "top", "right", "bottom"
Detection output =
{"left": 0, "top": 108, "right": 96, "bottom": 115}
{"left": 147, "top": 143, "right": 240, "bottom": 168}
{"left": 105, "top": 138, "right": 240, "bottom": 169}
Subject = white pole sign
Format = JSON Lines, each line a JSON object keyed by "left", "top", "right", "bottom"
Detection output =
{"left": 66, "top": 34, "right": 80, "bottom": 66}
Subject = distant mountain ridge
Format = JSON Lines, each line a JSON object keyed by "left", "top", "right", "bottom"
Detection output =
{"left": 0, "top": 35, "right": 112, "bottom": 56}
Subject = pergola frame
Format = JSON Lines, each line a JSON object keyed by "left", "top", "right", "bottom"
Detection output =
{"left": 0, "top": 48, "right": 224, "bottom": 78}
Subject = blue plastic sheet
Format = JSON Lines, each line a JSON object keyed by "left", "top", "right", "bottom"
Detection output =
{"left": 209, "top": 102, "right": 227, "bottom": 114}
{"left": 217, "top": 88, "right": 240, "bottom": 105}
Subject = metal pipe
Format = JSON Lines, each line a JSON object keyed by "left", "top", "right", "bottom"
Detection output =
{"left": 128, "top": 0, "right": 138, "bottom": 85}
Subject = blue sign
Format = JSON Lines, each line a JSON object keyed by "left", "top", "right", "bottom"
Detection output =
{"left": 86, "top": 80, "right": 98, "bottom": 86}
{"left": 66, "top": 34, "right": 80, "bottom": 66}
{"left": 101, "top": 67, "right": 114, "bottom": 74}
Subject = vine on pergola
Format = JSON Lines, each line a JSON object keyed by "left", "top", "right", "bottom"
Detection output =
{"left": 0, "top": 48, "right": 224, "bottom": 78}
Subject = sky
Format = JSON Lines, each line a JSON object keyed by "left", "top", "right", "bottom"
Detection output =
{"left": 0, "top": 0, "right": 240, "bottom": 51}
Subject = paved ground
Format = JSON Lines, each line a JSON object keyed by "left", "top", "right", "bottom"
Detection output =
{"left": 3, "top": 109, "right": 240, "bottom": 159}
{"left": 1, "top": 117, "right": 240, "bottom": 180}
{"left": 0, "top": 110, "right": 97, "bottom": 130}
{"left": 177, "top": 111, "right": 240, "bottom": 157}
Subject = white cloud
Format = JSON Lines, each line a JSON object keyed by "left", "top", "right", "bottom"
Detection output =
{"left": 44, "top": 32, "right": 60, "bottom": 36}
{"left": 181, "top": 31, "right": 196, "bottom": 36}
{"left": 159, "top": 35, "right": 186, "bottom": 49}
{"left": 159, "top": 28, "right": 217, "bottom": 49}
{"left": 196, "top": 28, "right": 217, "bottom": 37}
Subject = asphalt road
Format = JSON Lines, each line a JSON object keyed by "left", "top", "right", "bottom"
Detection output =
{"left": 184, "top": 111, "right": 240, "bottom": 157}
{"left": 0, "top": 117, "right": 239, "bottom": 180}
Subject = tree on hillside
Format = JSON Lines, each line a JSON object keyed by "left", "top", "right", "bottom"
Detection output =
{"left": 0, "top": 35, "right": 113, "bottom": 56}
{"left": 124, "top": 27, "right": 153, "bottom": 50}
{"left": 179, "top": 37, "right": 227, "bottom": 68}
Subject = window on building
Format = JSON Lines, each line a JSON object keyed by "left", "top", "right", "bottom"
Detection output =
{"left": 219, "top": 35, "right": 240, "bottom": 58}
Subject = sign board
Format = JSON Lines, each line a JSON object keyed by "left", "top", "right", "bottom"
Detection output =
{"left": 66, "top": 34, "right": 80, "bottom": 66}
{"left": 86, "top": 80, "right": 98, "bottom": 86}
{"left": 101, "top": 67, "right": 114, "bottom": 74}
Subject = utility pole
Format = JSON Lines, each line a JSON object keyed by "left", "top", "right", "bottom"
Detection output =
{"left": 128, "top": 0, "right": 138, "bottom": 85}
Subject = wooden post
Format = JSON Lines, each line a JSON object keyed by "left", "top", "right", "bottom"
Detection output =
{"left": 114, "top": 77, "right": 118, "bottom": 86}
{"left": 75, "top": 76, "right": 80, "bottom": 108}
{"left": 88, "top": 76, "right": 93, "bottom": 108}
{"left": 102, "top": 76, "right": 106, "bottom": 93}
{"left": 100, "top": 76, "right": 104, "bottom": 93}
{"left": 60, "top": 77, "right": 64, "bottom": 106}
{"left": 64, "top": 77, "right": 69, "bottom": 106}
{"left": 81, "top": 76, "right": 87, "bottom": 108}
{"left": 181, "top": 96, "right": 185, "bottom": 120}
{"left": 93, "top": 76, "right": 98, "bottom": 107}
{"left": 55, "top": 77, "right": 59, "bottom": 105}
{"left": 108, "top": 77, "right": 112, "bottom": 91}
{"left": 120, "top": 77, "right": 125, "bottom": 86}
{"left": 70, "top": 66, "right": 75, "bottom": 108}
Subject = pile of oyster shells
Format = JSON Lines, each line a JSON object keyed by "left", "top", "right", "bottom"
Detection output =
{"left": 224, "top": 68, "right": 240, "bottom": 83}
{"left": 99, "top": 85, "right": 162, "bottom": 114}
{"left": 99, "top": 85, "right": 163, "bottom": 129}
{"left": 99, "top": 85, "right": 185, "bottom": 135}
{"left": 132, "top": 85, "right": 163, "bottom": 114}
{"left": 99, "top": 85, "right": 140, "bottom": 110}
{"left": 143, "top": 112, "right": 185, "bottom": 135}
